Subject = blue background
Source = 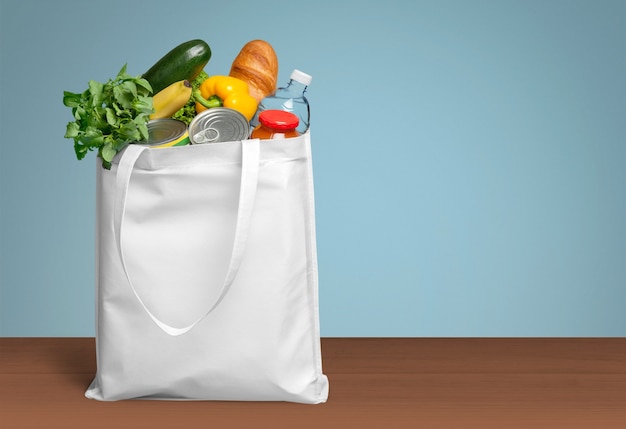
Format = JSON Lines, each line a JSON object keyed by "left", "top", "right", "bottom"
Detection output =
{"left": 1, "top": 0, "right": 624, "bottom": 337}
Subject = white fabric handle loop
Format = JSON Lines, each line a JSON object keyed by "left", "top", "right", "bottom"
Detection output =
{"left": 113, "top": 140, "right": 261, "bottom": 336}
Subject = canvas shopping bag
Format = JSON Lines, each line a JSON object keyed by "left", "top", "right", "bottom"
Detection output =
{"left": 85, "top": 133, "right": 329, "bottom": 403}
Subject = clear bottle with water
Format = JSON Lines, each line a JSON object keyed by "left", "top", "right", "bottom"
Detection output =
{"left": 251, "top": 69, "right": 312, "bottom": 135}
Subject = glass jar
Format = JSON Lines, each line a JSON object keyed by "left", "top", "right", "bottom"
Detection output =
{"left": 251, "top": 110, "right": 300, "bottom": 140}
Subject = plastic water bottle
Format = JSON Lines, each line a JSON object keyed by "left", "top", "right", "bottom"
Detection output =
{"left": 251, "top": 69, "right": 312, "bottom": 135}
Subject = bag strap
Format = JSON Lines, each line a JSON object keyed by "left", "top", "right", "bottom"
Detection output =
{"left": 113, "top": 140, "right": 261, "bottom": 336}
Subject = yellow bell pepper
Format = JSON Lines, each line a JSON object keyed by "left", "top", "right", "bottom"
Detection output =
{"left": 194, "top": 75, "right": 258, "bottom": 121}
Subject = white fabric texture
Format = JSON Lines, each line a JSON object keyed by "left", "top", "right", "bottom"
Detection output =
{"left": 86, "top": 133, "right": 328, "bottom": 403}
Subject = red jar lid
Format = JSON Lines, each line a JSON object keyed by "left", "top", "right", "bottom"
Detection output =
{"left": 259, "top": 110, "right": 300, "bottom": 130}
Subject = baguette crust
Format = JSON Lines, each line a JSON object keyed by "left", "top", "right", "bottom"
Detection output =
{"left": 229, "top": 40, "right": 279, "bottom": 102}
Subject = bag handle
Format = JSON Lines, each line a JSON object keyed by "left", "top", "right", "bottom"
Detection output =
{"left": 113, "top": 140, "right": 261, "bottom": 336}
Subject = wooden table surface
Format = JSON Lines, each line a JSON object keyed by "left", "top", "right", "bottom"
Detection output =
{"left": 1, "top": 338, "right": 624, "bottom": 429}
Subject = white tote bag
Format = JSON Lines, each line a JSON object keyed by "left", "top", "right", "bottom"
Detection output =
{"left": 85, "top": 133, "right": 328, "bottom": 403}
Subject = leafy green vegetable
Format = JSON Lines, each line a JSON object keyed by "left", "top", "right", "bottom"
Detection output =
{"left": 171, "top": 70, "right": 209, "bottom": 125}
{"left": 63, "top": 64, "right": 154, "bottom": 169}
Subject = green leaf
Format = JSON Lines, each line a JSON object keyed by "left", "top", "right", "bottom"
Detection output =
{"left": 83, "top": 134, "right": 105, "bottom": 148}
{"left": 84, "top": 125, "right": 100, "bottom": 137}
{"left": 64, "top": 121, "right": 80, "bottom": 139}
{"left": 73, "top": 105, "right": 86, "bottom": 121}
{"left": 137, "top": 122, "right": 149, "bottom": 141}
{"left": 133, "top": 112, "right": 148, "bottom": 124}
{"left": 98, "top": 146, "right": 113, "bottom": 170}
{"left": 105, "top": 108, "right": 118, "bottom": 126}
{"left": 75, "top": 141, "right": 89, "bottom": 160}
{"left": 111, "top": 101, "right": 124, "bottom": 116}
{"left": 101, "top": 143, "right": 117, "bottom": 163}
{"left": 88, "top": 80, "right": 104, "bottom": 106}
{"left": 80, "top": 126, "right": 104, "bottom": 148}
{"left": 135, "top": 78, "right": 153, "bottom": 95}
{"left": 113, "top": 84, "right": 133, "bottom": 109}
{"left": 117, "top": 63, "right": 128, "bottom": 78}
{"left": 122, "top": 80, "right": 137, "bottom": 98}
{"left": 133, "top": 96, "right": 153, "bottom": 114}
{"left": 87, "top": 107, "right": 107, "bottom": 130}
{"left": 63, "top": 91, "right": 82, "bottom": 108}
{"left": 118, "top": 121, "right": 140, "bottom": 142}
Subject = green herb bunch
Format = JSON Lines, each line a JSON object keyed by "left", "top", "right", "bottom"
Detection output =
{"left": 63, "top": 64, "right": 154, "bottom": 169}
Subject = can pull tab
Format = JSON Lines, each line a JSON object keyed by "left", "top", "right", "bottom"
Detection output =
{"left": 193, "top": 127, "right": 220, "bottom": 144}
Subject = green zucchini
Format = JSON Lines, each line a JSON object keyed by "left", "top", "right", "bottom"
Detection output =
{"left": 143, "top": 39, "right": 211, "bottom": 95}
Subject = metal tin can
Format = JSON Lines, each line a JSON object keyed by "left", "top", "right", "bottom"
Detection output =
{"left": 188, "top": 108, "right": 250, "bottom": 144}
{"left": 140, "top": 119, "right": 190, "bottom": 148}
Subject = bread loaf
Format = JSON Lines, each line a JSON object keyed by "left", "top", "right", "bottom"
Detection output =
{"left": 229, "top": 40, "right": 278, "bottom": 102}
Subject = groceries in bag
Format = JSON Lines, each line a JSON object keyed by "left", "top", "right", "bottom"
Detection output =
{"left": 63, "top": 39, "right": 312, "bottom": 167}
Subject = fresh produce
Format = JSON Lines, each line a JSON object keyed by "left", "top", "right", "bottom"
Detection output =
{"left": 229, "top": 40, "right": 278, "bottom": 102}
{"left": 171, "top": 70, "right": 209, "bottom": 125}
{"left": 63, "top": 64, "right": 153, "bottom": 169}
{"left": 194, "top": 75, "right": 258, "bottom": 121}
{"left": 142, "top": 39, "right": 211, "bottom": 95}
{"left": 150, "top": 80, "right": 192, "bottom": 120}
